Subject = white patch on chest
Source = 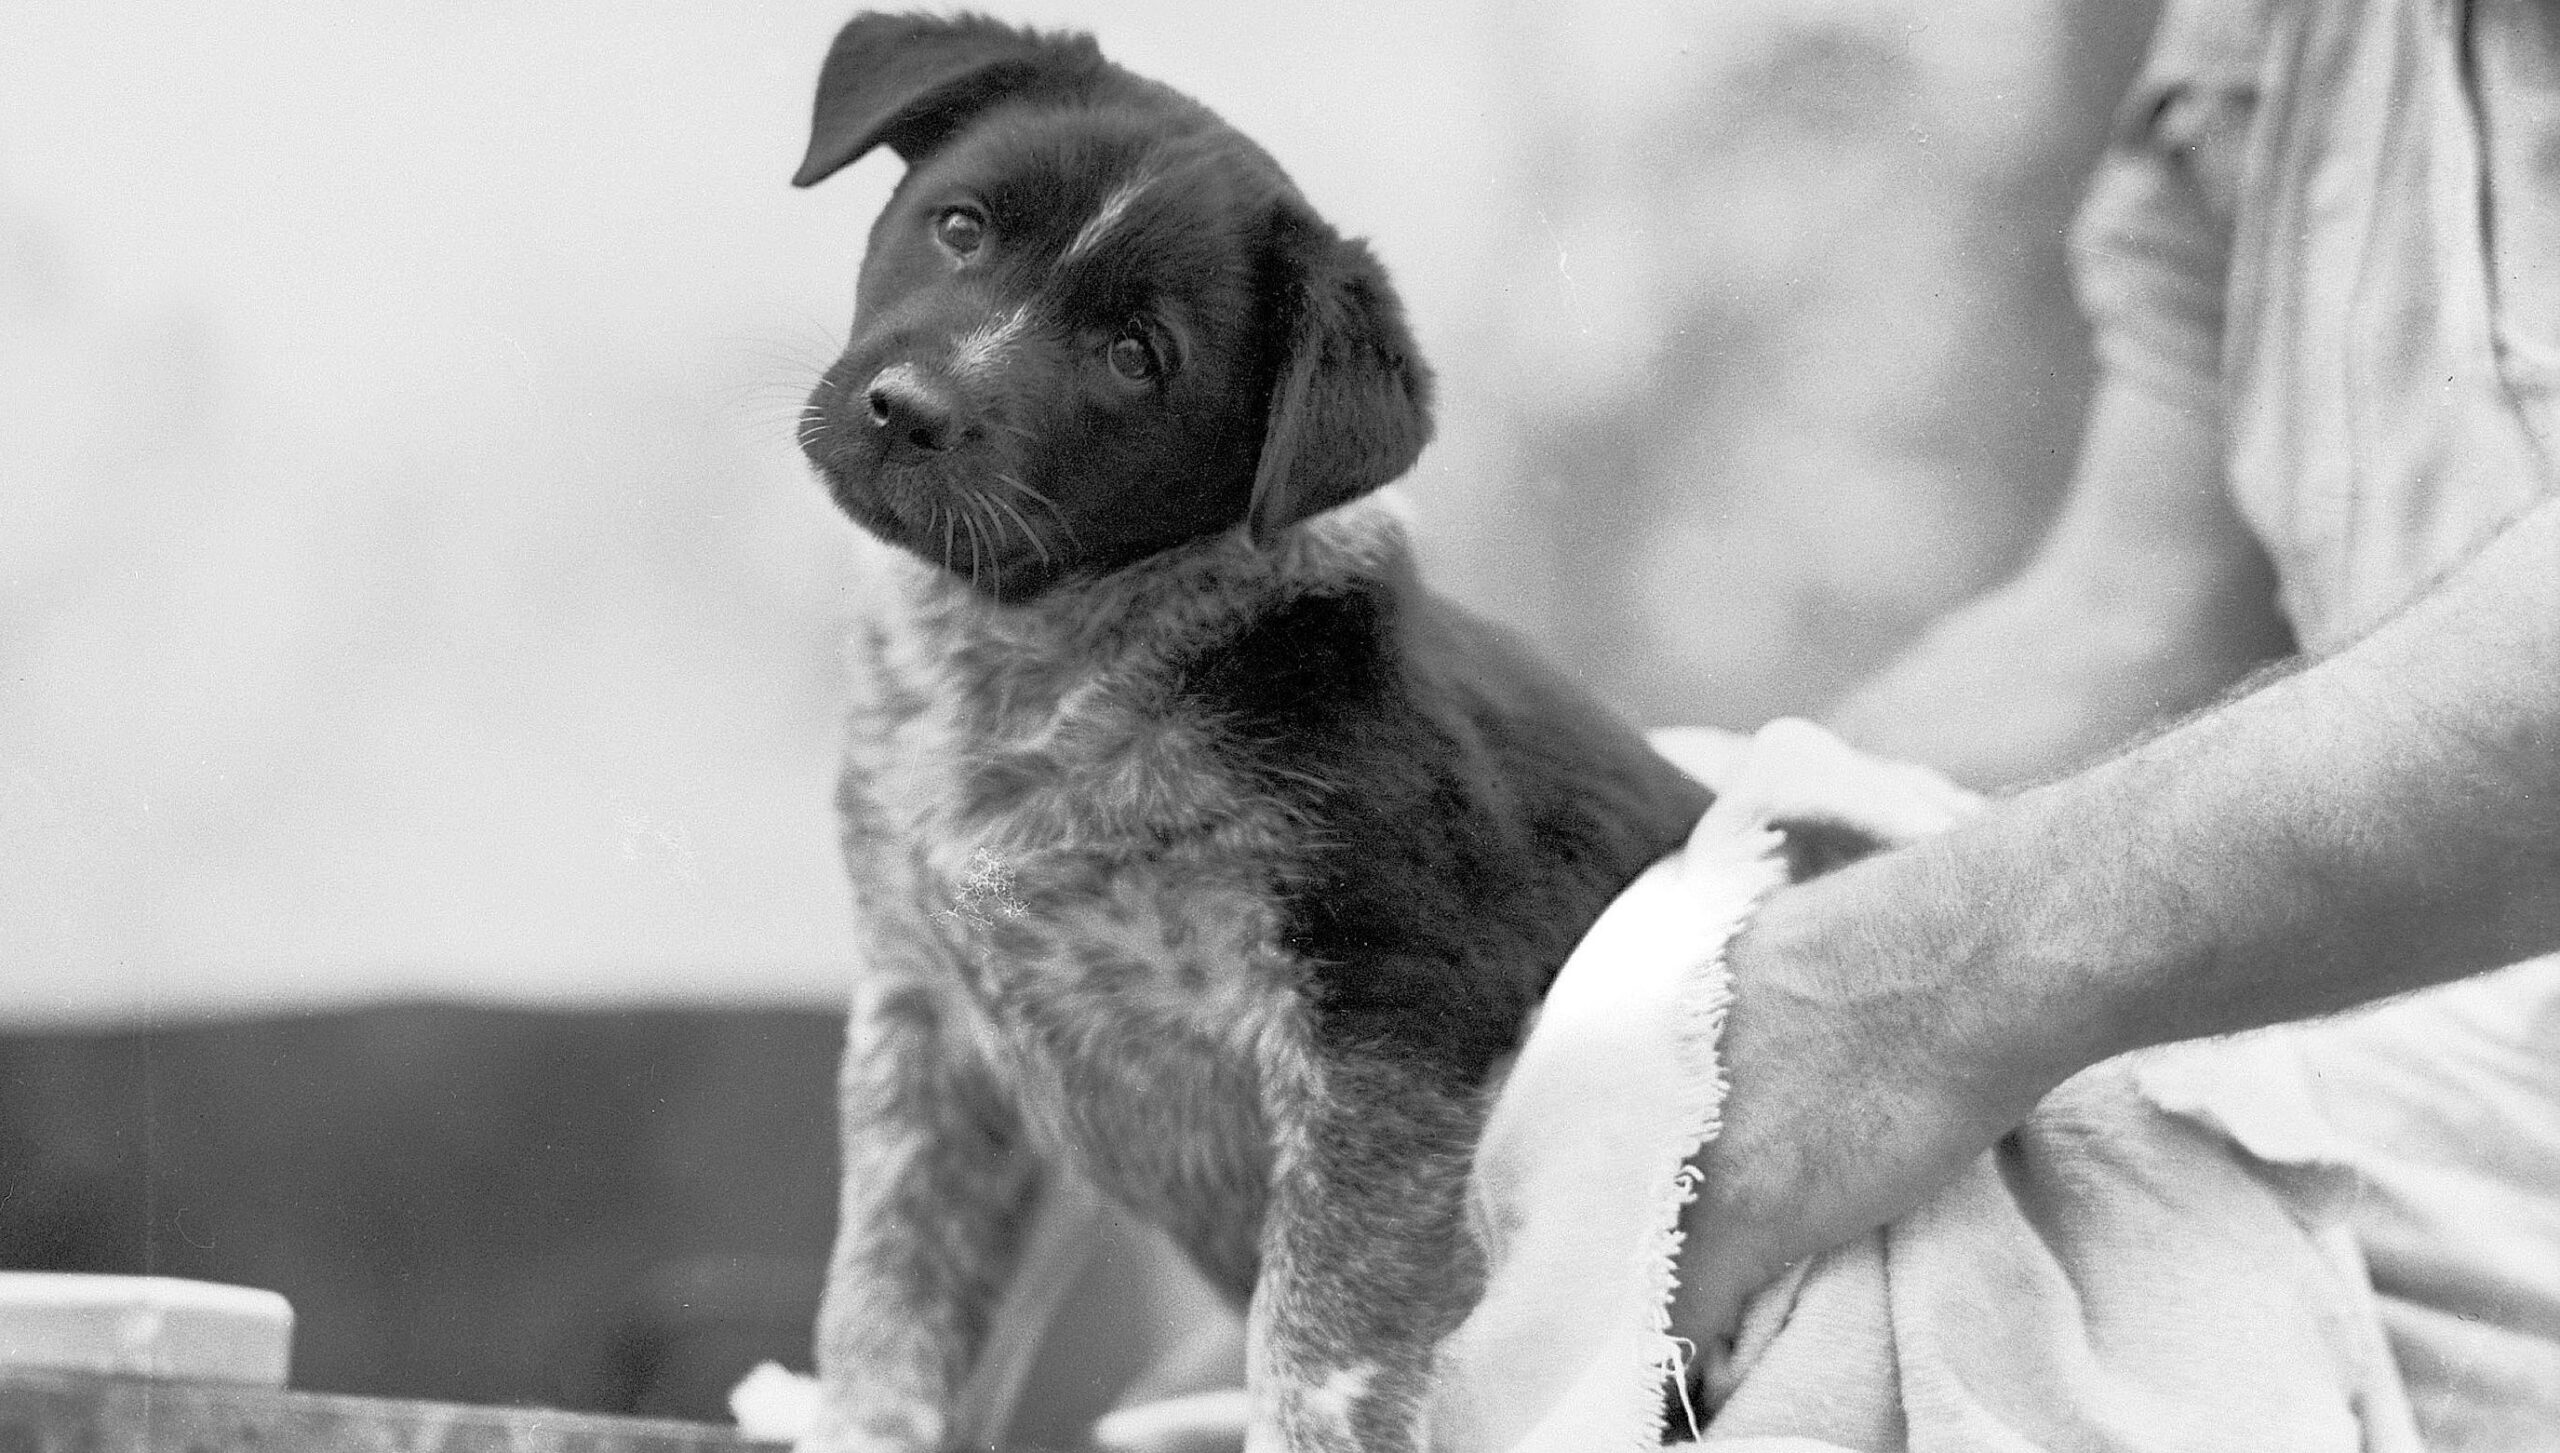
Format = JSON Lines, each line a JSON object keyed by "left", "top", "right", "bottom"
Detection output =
{"left": 835, "top": 524, "right": 1410, "bottom": 1272}
{"left": 1299, "top": 1362, "right": 1378, "bottom": 1430}
{"left": 1253, "top": 1361, "right": 1384, "bottom": 1452}
{"left": 936, "top": 848, "right": 1027, "bottom": 930}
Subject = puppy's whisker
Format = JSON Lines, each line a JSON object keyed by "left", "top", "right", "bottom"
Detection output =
{"left": 716, "top": 391, "right": 829, "bottom": 435}
{"left": 976, "top": 497, "right": 1009, "bottom": 584}
{"left": 987, "top": 469, "right": 1053, "bottom": 504}
{"left": 963, "top": 499, "right": 989, "bottom": 589}
{"left": 993, "top": 472, "right": 1077, "bottom": 544}
{"left": 984, "top": 492, "right": 1053, "bottom": 568}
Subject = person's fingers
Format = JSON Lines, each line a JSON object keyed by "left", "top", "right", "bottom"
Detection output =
{"left": 1665, "top": 1172, "right": 1799, "bottom": 1352}
{"left": 1665, "top": 862, "right": 2037, "bottom": 1389}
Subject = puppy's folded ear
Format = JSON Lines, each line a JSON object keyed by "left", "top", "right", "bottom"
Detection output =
{"left": 793, "top": 12, "right": 1104, "bottom": 186}
{"left": 1247, "top": 210, "right": 1435, "bottom": 545}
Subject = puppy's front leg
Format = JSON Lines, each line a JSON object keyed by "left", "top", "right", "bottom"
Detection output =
{"left": 805, "top": 976, "right": 1039, "bottom": 1453}
{"left": 1249, "top": 1050, "right": 1488, "bottom": 1453}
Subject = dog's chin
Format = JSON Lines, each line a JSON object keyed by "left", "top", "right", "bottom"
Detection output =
{"left": 817, "top": 459, "right": 1074, "bottom": 603}
{"left": 819, "top": 463, "right": 923, "bottom": 552}
{"left": 906, "top": 542, "right": 1074, "bottom": 603}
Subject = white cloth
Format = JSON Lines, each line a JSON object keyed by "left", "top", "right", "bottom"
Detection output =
{"left": 2190, "top": 960, "right": 2560, "bottom": 1447}
{"left": 1426, "top": 815, "right": 1785, "bottom": 1449}
{"left": 1427, "top": 721, "right": 2428, "bottom": 1452}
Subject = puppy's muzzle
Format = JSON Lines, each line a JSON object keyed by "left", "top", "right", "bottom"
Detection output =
{"left": 864, "top": 363, "right": 963, "bottom": 455}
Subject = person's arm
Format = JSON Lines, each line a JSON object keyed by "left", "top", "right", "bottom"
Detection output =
{"left": 1827, "top": 378, "right": 2292, "bottom": 789}
{"left": 1673, "top": 490, "right": 2560, "bottom": 1353}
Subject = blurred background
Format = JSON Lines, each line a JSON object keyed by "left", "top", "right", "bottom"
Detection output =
{"left": 0, "top": 0, "right": 2154, "bottom": 1424}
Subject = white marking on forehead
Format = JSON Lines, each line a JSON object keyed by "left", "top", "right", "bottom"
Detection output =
{"left": 949, "top": 305, "right": 1031, "bottom": 382}
{"left": 1062, "top": 170, "right": 1158, "bottom": 262}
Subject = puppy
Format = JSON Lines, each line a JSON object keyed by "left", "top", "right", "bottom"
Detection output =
{"left": 792, "top": 14, "right": 1711, "bottom": 1450}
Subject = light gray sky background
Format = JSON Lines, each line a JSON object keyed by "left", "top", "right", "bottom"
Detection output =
{"left": 0, "top": 1, "right": 2115, "bottom": 1023}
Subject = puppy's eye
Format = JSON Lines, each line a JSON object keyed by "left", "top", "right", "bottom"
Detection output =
{"left": 1106, "top": 332, "right": 1159, "bottom": 383}
{"left": 934, "top": 206, "right": 987, "bottom": 257}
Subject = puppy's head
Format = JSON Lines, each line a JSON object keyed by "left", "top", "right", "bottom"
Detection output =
{"left": 793, "top": 12, "right": 1432, "bottom": 599}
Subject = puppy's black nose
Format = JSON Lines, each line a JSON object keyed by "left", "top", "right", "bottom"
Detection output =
{"left": 864, "top": 367, "right": 957, "bottom": 453}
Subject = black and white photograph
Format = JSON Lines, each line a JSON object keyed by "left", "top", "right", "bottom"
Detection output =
{"left": 2, "top": 2, "right": 2555, "bottom": 1449}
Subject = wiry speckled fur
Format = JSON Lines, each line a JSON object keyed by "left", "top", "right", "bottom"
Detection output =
{"left": 818, "top": 511, "right": 1490, "bottom": 1450}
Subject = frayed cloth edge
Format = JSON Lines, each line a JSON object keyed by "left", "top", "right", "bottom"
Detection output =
{"left": 1634, "top": 828, "right": 1788, "bottom": 1449}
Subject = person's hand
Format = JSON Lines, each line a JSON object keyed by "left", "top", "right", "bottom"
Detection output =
{"left": 1652, "top": 721, "right": 2034, "bottom": 1393}
{"left": 1664, "top": 879, "right": 2053, "bottom": 1391}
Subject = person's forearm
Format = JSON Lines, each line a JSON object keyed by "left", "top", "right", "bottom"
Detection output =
{"left": 1764, "top": 496, "right": 2560, "bottom": 1093}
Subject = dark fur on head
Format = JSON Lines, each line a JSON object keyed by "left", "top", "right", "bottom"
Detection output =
{"left": 795, "top": 12, "right": 1432, "bottom": 599}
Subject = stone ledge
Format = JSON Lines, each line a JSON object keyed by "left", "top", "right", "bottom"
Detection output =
{"left": 0, "top": 1368, "right": 788, "bottom": 1453}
